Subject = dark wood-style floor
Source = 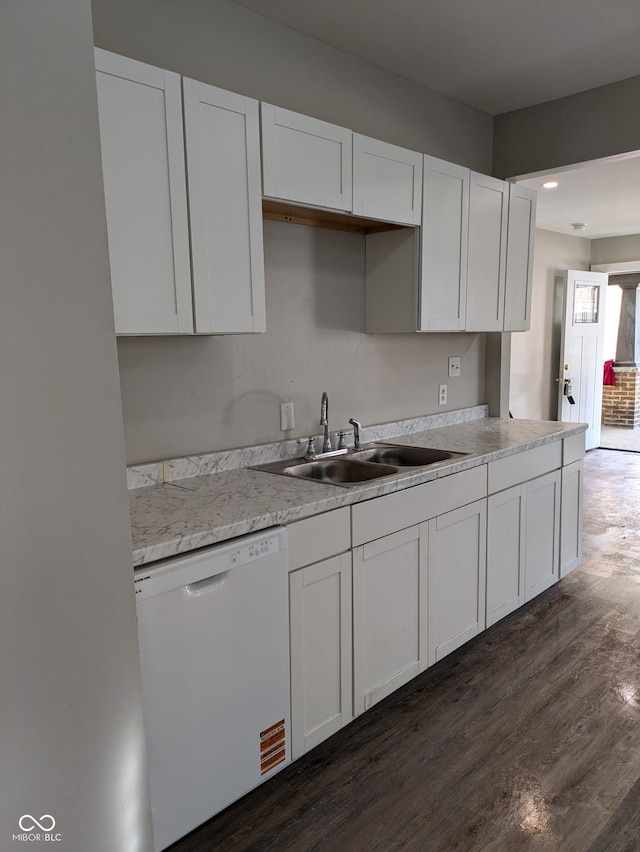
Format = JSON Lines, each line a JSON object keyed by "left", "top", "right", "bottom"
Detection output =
{"left": 170, "top": 448, "right": 640, "bottom": 852}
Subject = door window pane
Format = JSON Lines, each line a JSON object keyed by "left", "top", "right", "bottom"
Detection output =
{"left": 574, "top": 283, "right": 600, "bottom": 324}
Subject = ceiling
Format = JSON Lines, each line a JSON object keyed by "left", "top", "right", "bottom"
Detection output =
{"left": 233, "top": 0, "right": 640, "bottom": 116}
{"left": 234, "top": 0, "right": 640, "bottom": 240}
{"left": 519, "top": 154, "right": 640, "bottom": 240}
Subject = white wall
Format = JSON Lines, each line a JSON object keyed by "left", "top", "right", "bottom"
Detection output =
{"left": 510, "top": 229, "right": 591, "bottom": 421}
{"left": 119, "top": 221, "right": 486, "bottom": 463}
{"left": 0, "top": 2, "right": 152, "bottom": 849}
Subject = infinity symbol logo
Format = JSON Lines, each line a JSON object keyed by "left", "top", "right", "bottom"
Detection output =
{"left": 19, "top": 814, "right": 56, "bottom": 831}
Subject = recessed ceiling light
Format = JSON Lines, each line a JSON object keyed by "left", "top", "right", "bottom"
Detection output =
{"left": 571, "top": 222, "right": 587, "bottom": 231}
{"left": 543, "top": 180, "right": 559, "bottom": 189}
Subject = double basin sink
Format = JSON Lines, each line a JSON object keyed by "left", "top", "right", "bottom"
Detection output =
{"left": 254, "top": 443, "right": 467, "bottom": 487}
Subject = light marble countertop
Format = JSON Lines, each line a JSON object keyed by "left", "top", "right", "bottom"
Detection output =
{"left": 130, "top": 417, "right": 587, "bottom": 568}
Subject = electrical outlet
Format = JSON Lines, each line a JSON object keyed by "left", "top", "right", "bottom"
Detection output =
{"left": 280, "top": 402, "right": 295, "bottom": 431}
{"left": 438, "top": 384, "right": 447, "bottom": 406}
{"left": 448, "top": 356, "right": 461, "bottom": 378}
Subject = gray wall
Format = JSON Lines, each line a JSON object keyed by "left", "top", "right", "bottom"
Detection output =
{"left": 92, "top": 0, "right": 494, "bottom": 464}
{"left": 494, "top": 75, "right": 640, "bottom": 178}
{"left": 92, "top": 0, "right": 492, "bottom": 170}
{"left": 0, "top": 2, "right": 152, "bottom": 849}
{"left": 510, "top": 229, "right": 591, "bottom": 421}
{"left": 591, "top": 234, "right": 640, "bottom": 266}
{"left": 120, "top": 221, "right": 486, "bottom": 462}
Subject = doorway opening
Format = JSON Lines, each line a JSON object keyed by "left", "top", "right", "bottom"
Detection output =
{"left": 599, "top": 273, "right": 640, "bottom": 452}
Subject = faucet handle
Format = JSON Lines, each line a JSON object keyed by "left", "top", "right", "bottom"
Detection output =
{"left": 337, "top": 430, "right": 347, "bottom": 450}
{"left": 348, "top": 418, "right": 362, "bottom": 449}
{"left": 297, "top": 437, "right": 317, "bottom": 460}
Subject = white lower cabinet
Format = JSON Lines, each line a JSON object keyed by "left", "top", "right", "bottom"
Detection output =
{"left": 487, "top": 484, "right": 525, "bottom": 627}
{"left": 560, "top": 460, "right": 584, "bottom": 577}
{"left": 525, "top": 470, "right": 561, "bottom": 600}
{"left": 486, "top": 467, "right": 561, "bottom": 624}
{"left": 353, "top": 524, "right": 428, "bottom": 715}
{"left": 428, "top": 499, "right": 487, "bottom": 664}
{"left": 289, "top": 553, "right": 352, "bottom": 760}
{"left": 287, "top": 509, "right": 352, "bottom": 760}
{"left": 284, "top": 437, "right": 582, "bottom": 769}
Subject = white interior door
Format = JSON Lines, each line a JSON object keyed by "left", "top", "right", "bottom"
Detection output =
{"left": 558, "top": 270, "right": 608, "bottom": 449}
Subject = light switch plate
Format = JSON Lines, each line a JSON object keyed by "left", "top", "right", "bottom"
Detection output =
{"left": 448, "top": 356, "right": 461, "bottom": 378}
{"left": 280, "top": 402, "right": 295, "bottom": 431}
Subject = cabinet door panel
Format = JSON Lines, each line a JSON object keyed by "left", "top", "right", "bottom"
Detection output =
{"left": 261, "top": 104, "right": 352, "bottom": 211}
{"left": 504, "top": 184, "right": 536, "bottom": 332}
{"left": 560, "top": 460, "right": 583, "bottom": 577}
{"left": 289, "top": 553, "right": 352, "bottom": 759}
{"left": 95, "top": 49, "right": 193, "bottom": 334}
{"left": 466, "top": 173, "right": 508, "bottom": 332}
{"left": 420, "top": 157, "right": 469, "bottom": 331}
{"left": 184, "top": 80, "right": 265, "bottom": 333}
{"left": 428, "top": 500, "right": 486, "bottom": 664}
{"left": 525, "top": 470, "right": 560, "bottom": 600}
{"left": 353, "top": 134, "right": 422, "bottom": 225}
{"left": 487, "top": 485, "right": 525, "bottom": 626}
{"left": 353, "top": 525, "right": 427, "bottom": 714}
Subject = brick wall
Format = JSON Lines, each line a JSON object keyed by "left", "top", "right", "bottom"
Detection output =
{"left": 602, "top": 367, "right": 640, "bottom": 427}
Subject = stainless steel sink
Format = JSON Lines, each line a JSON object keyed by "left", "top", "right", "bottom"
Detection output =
{"left": 282, "top": 458, "right": 398, "bottom": 485}
{"left": 252, "top": 442, "right": 468, "bottom": 487}
{"left": 349, "top": 445, "right": 455, "bottom": 467}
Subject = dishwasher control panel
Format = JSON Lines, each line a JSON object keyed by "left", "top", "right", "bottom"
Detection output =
{"left": 134, "top": 527, "right": 287, "bottom": 602}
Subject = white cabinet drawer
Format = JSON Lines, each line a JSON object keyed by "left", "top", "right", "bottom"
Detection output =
{"left": 352, "top": 465, "right": 487, "bottom": 547}
{"left": 488, "top": 442, "right": 561, "bottom": 494}
{"left": 287, "top": 508, "right": 351, "bottom": 571}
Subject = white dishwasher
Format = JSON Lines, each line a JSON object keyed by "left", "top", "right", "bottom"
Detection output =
{"left": 134, "top": 527, "right": 290, "bottom": 852}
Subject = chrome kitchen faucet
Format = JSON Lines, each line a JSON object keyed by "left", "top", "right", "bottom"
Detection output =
{"left": 320, "top": 391, "right": 332, "bottom": 453}
{"left": 297, "top": 393, "right": 358, "bottom": 460}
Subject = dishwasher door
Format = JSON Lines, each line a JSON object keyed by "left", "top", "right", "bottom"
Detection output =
{"left": 134, "top": 528, "right": 290, "bottom": 852}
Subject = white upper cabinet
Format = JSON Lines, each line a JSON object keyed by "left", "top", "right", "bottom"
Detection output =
{"left": 95, "top": 49, "right": 193, "bottom": 334}
{"left": 419, "top": 157, "right": 470, "bottom": 331}
{"left": 504, "top": 184, "right": 536, "bottom": 332}
{"left": 261, "top": 104, "right": 353, "bottom": 211}
{"left": 352, "top": 134, "right": 422, "bottom": 225}
{"left": 183, "top": 79, "right": 266, "bottom": 333}
{"left": 465, "top": 172, "right": 509, "bottom": 332}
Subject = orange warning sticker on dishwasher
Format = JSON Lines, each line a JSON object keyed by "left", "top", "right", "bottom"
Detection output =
{"left": 260, "top": 719, "right": 286, "bottom": 775}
